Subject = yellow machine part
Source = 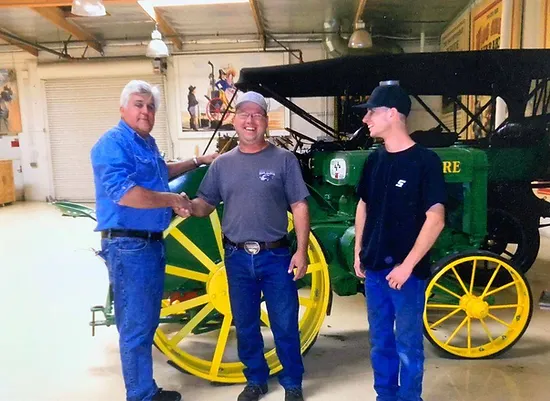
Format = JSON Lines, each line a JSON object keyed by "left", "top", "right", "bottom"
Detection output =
{"left": 154, "top": 211, "right": 330, "bottom": 383}
{"left": 424, "top": 252, "right": 532, "bottom": 358}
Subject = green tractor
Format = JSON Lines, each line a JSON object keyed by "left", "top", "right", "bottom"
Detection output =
{"left": 54, "top": 49, "right": 550, "bottom": 383}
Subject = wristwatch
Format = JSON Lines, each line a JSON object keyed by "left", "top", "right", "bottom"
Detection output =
{"left": 192, "top": 156, "right": 200, "bottom": 167}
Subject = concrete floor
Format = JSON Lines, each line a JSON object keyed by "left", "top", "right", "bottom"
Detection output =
{"left": 1, "top": 201, "right": 550, "bottom": 401}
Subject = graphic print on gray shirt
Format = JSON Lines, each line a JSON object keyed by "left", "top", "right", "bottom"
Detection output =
{"left": 197, "top": 143, "right": 310, "bottom": 243}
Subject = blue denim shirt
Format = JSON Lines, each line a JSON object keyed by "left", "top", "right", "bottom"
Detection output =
{"left": 91, "top": 119, "right": 171, "bottom": 232}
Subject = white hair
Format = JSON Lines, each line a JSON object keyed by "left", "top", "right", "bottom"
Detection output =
{"left": 120, "top": 80, "right": 161, "bottom": 111}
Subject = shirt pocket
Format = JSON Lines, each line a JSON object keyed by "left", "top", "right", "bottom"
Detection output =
{"left": 135, "top": 155, "right": 156, "bottom": 182}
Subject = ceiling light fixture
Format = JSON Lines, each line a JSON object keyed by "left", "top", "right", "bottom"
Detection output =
{"left": 71, "top": 0, "right": 106, "bottom": 17}
{"left": 140, "top": 0, "right": 248, "bottom": 6}
{"left": 348, "top": 20, "right": 373, "bottom": 49}
{"left": 146, "top": 25, "right": 170, "bottom": 58}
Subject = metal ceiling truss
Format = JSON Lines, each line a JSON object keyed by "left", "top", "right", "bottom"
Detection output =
{"left": 0, "top": 27, "right": 71, "bottom": 58}
{"left": 248, "top": 0, "right": 266, "bottom": 49}
{"left": 31, "top": 6, "right": 104, "bottom": 54}
{"left": 0, "top": 0, "right": 131, "bottom": 7}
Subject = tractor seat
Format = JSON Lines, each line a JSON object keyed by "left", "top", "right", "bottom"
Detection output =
{"left": 490, "top": 122, "right": 545, "bottom": 148}
{"left": 410, "top": 127, "right": 458, "bottom": 148}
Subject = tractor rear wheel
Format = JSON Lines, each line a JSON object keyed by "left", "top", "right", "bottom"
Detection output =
{"left": 423, "top": 251, "right": 532, "bottom": 358}
{"left": 153, "top": 210, "right": 330, "bottom": 383}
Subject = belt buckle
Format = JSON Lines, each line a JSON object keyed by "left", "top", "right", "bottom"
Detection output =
{"left": 243, "top": 241, "right": 261, "bottom": 255}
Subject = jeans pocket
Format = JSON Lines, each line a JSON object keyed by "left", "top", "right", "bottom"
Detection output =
{"left": 224, "top": 244, "right": 238, "bottom": 259}
{"left": 114, "top": 237, "right": 149, "bottom": 252}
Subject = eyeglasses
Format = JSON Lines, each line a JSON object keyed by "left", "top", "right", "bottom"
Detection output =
{"left": 235, "top": 112, "right": 266, "bottom": 121}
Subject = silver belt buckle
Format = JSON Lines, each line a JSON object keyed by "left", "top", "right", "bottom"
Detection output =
{"left": 244, "top": 241, "right": 261, "bottom": 255}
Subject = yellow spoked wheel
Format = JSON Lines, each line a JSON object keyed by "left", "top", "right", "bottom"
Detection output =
{"left": 423, "top": 251, "right": 532, "bottom": 358}
{"left": 153, "top": 210, "right": 330, "bottom": 383}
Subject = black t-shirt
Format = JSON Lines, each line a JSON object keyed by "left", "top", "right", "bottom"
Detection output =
{"left": 356, "top": 144, "right": 447, "bottom": 279}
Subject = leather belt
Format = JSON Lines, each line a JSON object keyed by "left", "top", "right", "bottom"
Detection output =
{"left": 101, "top": 229, "right": 164, "bottom": 241}
{"left": 223, "top": 236, "right": 289, "bottom": 255}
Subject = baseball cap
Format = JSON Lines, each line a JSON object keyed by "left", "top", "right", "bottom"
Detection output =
{"left": 235, "top": 91, "right": 268, "bottom": 113}
{"left": 354, "top": 80, "right": 412, "bottom": 117}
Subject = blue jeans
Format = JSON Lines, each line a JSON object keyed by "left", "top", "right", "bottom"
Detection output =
{"left": 100, "top": 237, "right": 166, "bottom": 401}
{"left": 224, "top": 245, "right": 304, "bottom": 389}
{"left": 365, "top": 268, "right": 426, "bottom": 401}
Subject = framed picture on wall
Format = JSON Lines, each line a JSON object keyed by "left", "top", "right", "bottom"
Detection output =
{"left": 0, "top": 69, "right": 22, "bottom": 136}
{"left": 179, "top": 53, "right": 287, "bottom": 136}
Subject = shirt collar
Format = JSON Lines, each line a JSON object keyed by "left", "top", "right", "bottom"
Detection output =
{"left": 118, "top": 119, "right": 156, "bottom": 146}
{"left": 118, "top": 119, "right": 138, "bottom": 137}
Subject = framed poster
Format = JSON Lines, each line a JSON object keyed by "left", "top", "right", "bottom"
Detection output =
{"left": 0, "top": 69, "right": 22, "bottom": 135}
{"left": 441, "top": 12, "right": 470, "bottom": 52}
{"left": 470, "top": 0, "right": 522, "bottom": 52}
{"left": 471, "top": 0, "right": 503, "bottom": 51}
{"left": 179, "top": 53, "right": 286, "bottom": 136}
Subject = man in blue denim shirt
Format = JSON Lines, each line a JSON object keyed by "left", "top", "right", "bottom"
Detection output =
{"left": 185, "top": 92, "right": 310, "bottom": 401}
{"left": 91, "top": 80, "right": 217, "bottom": 401}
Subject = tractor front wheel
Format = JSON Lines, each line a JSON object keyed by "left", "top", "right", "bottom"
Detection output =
{"left": 423, "top": 251, "right": 532, "bottom": 358}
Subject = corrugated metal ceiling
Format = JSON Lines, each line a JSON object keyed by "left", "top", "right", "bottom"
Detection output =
{"left": 0, "top": 0, "right": 471, "bottom": 54}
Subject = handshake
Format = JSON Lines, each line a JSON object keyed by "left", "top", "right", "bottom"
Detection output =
{"left": 169, "top": 192, "right": 193, "bottom": 218}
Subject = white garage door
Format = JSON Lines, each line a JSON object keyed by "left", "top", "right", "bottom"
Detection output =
{"left": 45, "top": 76, "right": 170, "bottom": 202}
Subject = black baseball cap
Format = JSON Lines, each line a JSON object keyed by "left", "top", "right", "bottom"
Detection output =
{"left": 354, "top": 80, "right": 412, "bottom": 117}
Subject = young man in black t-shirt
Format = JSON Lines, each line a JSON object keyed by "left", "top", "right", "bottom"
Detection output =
{"left": 354, "top": 82, "right": 446, "bottom": 401}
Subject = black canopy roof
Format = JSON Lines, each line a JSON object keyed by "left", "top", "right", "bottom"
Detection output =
{"left": 236, "top": 49, "right": 550, "bottom": 100}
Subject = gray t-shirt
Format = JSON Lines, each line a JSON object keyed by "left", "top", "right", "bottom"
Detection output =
{"left": 197, "top": 143, "right": 310, "bottom": 242}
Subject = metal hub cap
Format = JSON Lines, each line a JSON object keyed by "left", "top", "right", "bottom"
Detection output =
{"left": 207, "top": 265, "right": 231, "bottom": 315}
{"left": 460, "top": 295, "right": 490, "bottom": 319}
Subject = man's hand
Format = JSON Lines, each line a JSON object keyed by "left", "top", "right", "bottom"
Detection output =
{"left": 200, "top": 152, "right": 219, "bottom": 165}
{"left": 167, "top": 192, "right": 189, "bottom": 209}
{"left": 386, "top": 264, "right": 414, "bottom": 290}
{"left": 354, "top": 255, "right": 365, "bottom": 278}
{"left": 288, "top": 250, "right": 308, "bottom": 281}
{"left": 171, "top": 192, "right": 192, "bottom": 218}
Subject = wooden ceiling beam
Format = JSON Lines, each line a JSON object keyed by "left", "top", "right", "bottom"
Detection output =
{"left": 0, "top": 29, "right": 39, "bottom": 56}
{"left": 248, "top": 0, "right": 265, "bottom": 48}
{"left": 354, "top": 0, "right": 368, "bottom": 26}
{"left": 32, "top": 6, "right": 103, "bottom": 53}
{"left": 138, "top": 1, "right": 182, "bottom": 51}
{"left": 0, "top": 0, "right": 132, "bottom": 7}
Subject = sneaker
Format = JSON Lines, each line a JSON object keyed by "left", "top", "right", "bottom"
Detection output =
{"left": 152, "top": 388, "right": 182, "bottom": 401}
{"left": 285, "top": 388, "right": 304, "bottom": 401}
{"left": 237, "top": 383, "right": 268, "bottom": 401}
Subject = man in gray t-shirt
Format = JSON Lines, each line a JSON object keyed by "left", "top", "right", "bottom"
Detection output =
{"left": 185, "top": 91, "right": 310, "bottom": 401}
{"left": 198, "top": 143, "right": 309, "bottom": 243}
